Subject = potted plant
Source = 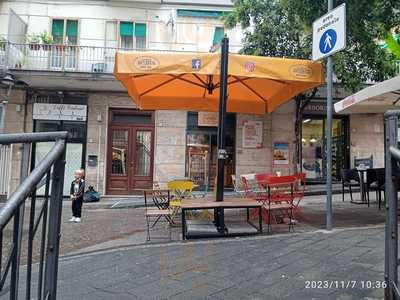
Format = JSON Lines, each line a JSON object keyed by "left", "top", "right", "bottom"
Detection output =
{"left": 39, "top": 31, "right": 53, "bottom": 51}
{"left": 27, "top": 34, "right": 40, "bottom": 50}
{"left": 0, "top": 36, "right": 6, "bottom": 51}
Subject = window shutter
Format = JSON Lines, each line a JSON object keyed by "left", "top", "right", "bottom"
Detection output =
{"left": 120, "top": 22, "right": 134, "bottom": 37}
{"left": 52, "top": 19, "right": 64, "bottom": 37}
{"left": 66, "top": 20, "right": 78, "bottom": 37}
{"left": 213, "top": 27, "right": 224, "bottom": 46}
{"left": 134, "top": 23, "right": 146, "bottom": 37}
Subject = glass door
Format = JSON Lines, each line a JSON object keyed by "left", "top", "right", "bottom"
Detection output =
{"left": 301, "top": 117, "right": 348, "bottom": 181}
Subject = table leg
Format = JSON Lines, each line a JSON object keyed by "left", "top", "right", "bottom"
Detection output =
{"left": 258, "top": 206, "right": 262, "bottom": 233}
{"left": 181, "top": 208, "right": 186, "bottom": 240}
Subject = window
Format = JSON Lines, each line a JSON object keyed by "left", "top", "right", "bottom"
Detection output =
{"left": 117, "top": 21, "right": 147, "bottom": 49}
{"left": 51, "top": 19, "right": 78, "bottom": 45}
{"left": 213, "top": 27, "right": 224, "bottom": 46}
{"left": 120, "top": 21, "right": 134, "bottom": 49}
{"left": 135, "top": 23, "right": 147, "bottom": 49}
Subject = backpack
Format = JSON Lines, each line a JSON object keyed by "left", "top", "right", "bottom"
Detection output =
{"left": 83, "top": 186, "right": 101, "bottom": 202}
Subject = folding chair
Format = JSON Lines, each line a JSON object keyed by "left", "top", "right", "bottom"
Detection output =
{"left": 144, "top": 190, "right": 172, "bottom": 241}
{"left": 231, "top": 175, "right": 245, "bottom": 197}
{"left": 293, "top": 172, "right": 306, "bottom": 217}
{"left": 167, "top": 180, "right": 195, "bottom": 219}
{"left": 264, "top": 175, "right": 296, "bottom": 233}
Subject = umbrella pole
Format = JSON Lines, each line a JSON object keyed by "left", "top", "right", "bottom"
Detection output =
{"left": 215, "top": 36, "right": 229, "bottom": 233}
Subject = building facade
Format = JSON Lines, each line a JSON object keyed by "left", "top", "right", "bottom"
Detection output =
{"left": 0, "top": 0, "right": 389, "bottom": 197}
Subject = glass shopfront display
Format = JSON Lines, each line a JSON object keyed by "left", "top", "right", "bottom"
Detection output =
{"left": 186, "top": 112, "right": 235, "bottom": 189}
{"left": 34, "top": 120, "right": 87, "bottom": 196}
{"left": 301, "top": 116, "right": 349, "bottom": 181}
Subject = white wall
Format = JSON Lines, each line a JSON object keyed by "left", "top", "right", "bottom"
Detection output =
{"left": 0, "top": 0, "right": 244, "bottom": 52}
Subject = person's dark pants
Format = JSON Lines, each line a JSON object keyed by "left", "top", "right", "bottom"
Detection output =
{"left": 72, "top": 198, "right": 83, "bottom": 218}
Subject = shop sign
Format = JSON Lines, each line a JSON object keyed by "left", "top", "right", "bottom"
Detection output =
{"left": 273, "top": 142, "right": 290, "bottom": 165}
{"left": 33, "top": 103, "right": 87, "bottom": 121}
{"left": 242, "top": 120, "right": 263, "bottom": 148}
{"left": 198, "top": 112, "right": 218, "bottom": 127}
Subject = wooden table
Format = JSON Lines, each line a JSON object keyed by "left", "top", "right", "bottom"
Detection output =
{"left": 180, "top": 197, "right": 263, "bottom": 239}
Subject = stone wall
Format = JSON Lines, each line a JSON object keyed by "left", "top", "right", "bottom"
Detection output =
{"left": 350, "top": 114, "right": 384, "bottom": 168}
{"left": 3, "top": 89, "right": 30, "bottom": 194}
{"left": 153, "top": 111, "right": 187, "bottom": 187}
{"left": 235, "top": 102, "right": 296, "bottom": 177}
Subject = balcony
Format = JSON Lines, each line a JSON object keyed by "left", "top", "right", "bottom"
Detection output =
{"left": 1, "top": 42, "right": 124, "bottom": 73}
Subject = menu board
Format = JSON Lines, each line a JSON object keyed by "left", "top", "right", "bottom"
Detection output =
{"left": 242, "top": 120, "right": 263, "bottom": 148}
{"left": 273, "top": 142, "right": 289, "bottom": 165}
{"left": 198, "top": 112, "right": 218, "bottom": 127}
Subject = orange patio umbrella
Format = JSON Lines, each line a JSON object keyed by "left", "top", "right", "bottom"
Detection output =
{"left": 114, "top": 39, "right": 325, "bottom": 233}
{"left": 114, "top": 50, "right": 325, "bottom": 115}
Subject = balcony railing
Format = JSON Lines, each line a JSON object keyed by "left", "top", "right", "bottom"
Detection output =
{"left": 1, "top": 40, "right": 400, "bottom": 76}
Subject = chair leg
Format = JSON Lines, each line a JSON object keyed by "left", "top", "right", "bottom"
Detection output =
{"left": 146, "top": 216, "right": 150, "bottom": 241}
{"left": 342, "top": 183, "right": 345, "bottom": 202}
{"left": 349, "top": 186, "right": 354, "bottom": 202}
{"left": 366, "top": 186, "right": 370, "bottom": 207}
{"left": 378, "top": 190, "right": 382, "bottom": 210}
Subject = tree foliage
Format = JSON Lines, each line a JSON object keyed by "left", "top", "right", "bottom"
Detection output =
{"left": 224, "top": 0, "right": 400, "bottom": 91}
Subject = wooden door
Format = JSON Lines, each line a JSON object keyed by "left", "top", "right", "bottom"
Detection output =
{"left": 106, "top": 110, "right": 154, "bottom": 195}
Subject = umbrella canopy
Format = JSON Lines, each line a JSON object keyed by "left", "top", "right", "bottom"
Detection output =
{"left": 334, "top": 75, "right": 400, "bottom": 114}
{"left": 114, "top": 51, "right": 325, "bottom": 114}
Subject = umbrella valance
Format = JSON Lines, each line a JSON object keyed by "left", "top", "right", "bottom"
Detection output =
{"left": 114, "top": 51, "right": 325, "bottom": 114}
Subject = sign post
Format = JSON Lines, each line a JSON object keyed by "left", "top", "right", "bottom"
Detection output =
{"left": 312, "top": 2, "right": 346, "bottom": 231}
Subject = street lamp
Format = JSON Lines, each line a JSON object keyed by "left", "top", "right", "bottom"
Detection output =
{"left": 0, "top": 72, "right": 15, "bottom": 133}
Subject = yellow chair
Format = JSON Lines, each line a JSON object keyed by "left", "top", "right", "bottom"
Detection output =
{"left": 167, "top": 180, "right": 195, "bottom": 219}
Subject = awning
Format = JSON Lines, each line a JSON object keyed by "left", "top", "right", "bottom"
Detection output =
{"left": 114, "top": 51, "right": 325, "bottom": 114}
{"left": 334, "top": 75, "right": 400, "bottom": 114}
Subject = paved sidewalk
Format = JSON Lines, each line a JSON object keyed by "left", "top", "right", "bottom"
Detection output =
{"left": 54, "top": 226, "right": 385, "bottom": 300}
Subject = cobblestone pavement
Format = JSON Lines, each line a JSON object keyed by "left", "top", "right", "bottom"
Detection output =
{"left": 54, "top": 226, "right": 385, "bottom": 300}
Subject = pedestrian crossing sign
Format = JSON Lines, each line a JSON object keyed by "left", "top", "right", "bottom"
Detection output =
{"left": 312, "top": 3, "right": 346, "bottom": 61}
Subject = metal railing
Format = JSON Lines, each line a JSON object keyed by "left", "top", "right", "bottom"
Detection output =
{"left": 0, "top": 145, "right": 11, "bottom": 196}
{"left": 0, "top": 131, "right": 67, "bottom": 300}
{"left": 384, "top": 110, "right": 400, "bottom": 300}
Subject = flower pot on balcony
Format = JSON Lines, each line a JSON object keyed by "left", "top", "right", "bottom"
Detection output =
{"left": 42, "top": 44, "right": 51, "bottom": 51}
{"left": 55, "top": 45, "right": 65, "bottom": 51}
{"left": 29, "top": 43, "right": 40, "bottom": 51}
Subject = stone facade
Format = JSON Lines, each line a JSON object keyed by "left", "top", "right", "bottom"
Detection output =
{"left": 235, "top": 102, "right": 296, "bottom": 177}
{"left": 153, "top": 111, "right": 187, "bottom": 187}
{"left": 349, "top": 114, "right": 384, "bottom": 168}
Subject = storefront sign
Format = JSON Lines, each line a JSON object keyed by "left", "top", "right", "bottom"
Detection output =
{"left": 198, "top": 112, "right": 218, "bottom": 127}
{"left": 242, "top": 120, "right": 263, "bottom": 148}
{"left": 33, "top": 103, "right": 87, "bottom": 121}
{"left": 273, "top": 142, "right": 290, "bottom": 165}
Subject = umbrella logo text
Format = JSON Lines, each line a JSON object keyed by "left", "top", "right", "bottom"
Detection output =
{"left": 290, "top": 65, "right": 313, "bottom": 79}
{"left": 134, "top": 56, "right": 160, "bottom": 71}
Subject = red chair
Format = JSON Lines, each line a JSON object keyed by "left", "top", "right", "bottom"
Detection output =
{"left": 264, "top": 175, "right": 296, "bottom": 232}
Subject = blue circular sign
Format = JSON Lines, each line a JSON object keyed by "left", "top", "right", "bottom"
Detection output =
{"left": 319, "top": 29, "right": 337, "bottom": 54}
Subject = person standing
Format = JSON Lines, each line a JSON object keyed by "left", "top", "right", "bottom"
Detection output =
{"left": 69, "top": 169, "right": 85, "bottom": 223}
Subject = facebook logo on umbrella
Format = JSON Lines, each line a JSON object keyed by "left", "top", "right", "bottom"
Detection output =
{"left": 319, "top": 29, "right": 337, "bottom": 54}
{"left": 192, "top": 59, "right": 201, "bottom": 70}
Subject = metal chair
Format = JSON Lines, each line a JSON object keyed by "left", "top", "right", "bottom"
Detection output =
{"left": 340, "top": 169, "right": 361, "bottom": 203}
{"left": 144, "top": 189, "right": 172, "bottom": 241}
{"left": 365, "top": 168, "right": 385, "bottom": 209}
{"left": 167, "top": 180, "right": 195, "bottom": 219}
